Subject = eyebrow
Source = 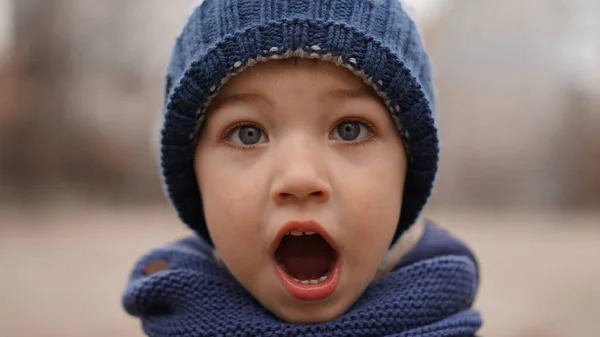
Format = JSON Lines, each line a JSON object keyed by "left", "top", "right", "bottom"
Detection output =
{"left": 324, "top": 86, "right": 381, "bottom": 101}
{"left": 209, "top": 92, "right": 271, "bottom": 111}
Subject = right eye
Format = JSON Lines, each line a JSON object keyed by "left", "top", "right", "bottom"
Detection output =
{"left": 226, "top": 124, "right": 268, "bottom": 146}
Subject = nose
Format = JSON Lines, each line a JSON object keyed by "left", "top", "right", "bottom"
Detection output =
{"left": 270, "top": 143, "right": 332, "bottom": 205}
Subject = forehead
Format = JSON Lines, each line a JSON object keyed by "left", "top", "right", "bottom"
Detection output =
{"left": 211, "top": 58, "right": 382, "bottom": 106}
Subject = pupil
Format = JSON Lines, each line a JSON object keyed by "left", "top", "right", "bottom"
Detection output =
{"left": 338, "top": 122, "right": 360, "bottom": 141}
{"left": 239, "top": 126, "right": 261, "bottom": 145}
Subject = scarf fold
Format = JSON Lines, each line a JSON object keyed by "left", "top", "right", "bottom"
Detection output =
{"left": 122, "top": 223, "right": 482, "bottom": 337}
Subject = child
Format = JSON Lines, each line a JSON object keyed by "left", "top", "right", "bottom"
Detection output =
{"left": 123, "top": 0, "right": 482, "bottom": 336}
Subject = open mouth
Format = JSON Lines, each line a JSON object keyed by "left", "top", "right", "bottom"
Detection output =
{"left": 275, "top": 230, "right": 337, "bottom": 283}
{"left": 272, "top": 221, "right": 340, "bottom": 301}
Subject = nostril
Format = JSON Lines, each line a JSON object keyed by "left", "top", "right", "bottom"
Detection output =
{"left": 276, "top": 190, "right": 327, "bottom": 202}
{"left": 278, "top": 192, "right": 292, "bottom": 199}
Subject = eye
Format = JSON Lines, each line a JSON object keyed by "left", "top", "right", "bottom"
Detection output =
{"left": 227, "top": 124, "right": 267, "bottom": 146}
{"left": 330, "top": 120, "right": 373, "bottom": 142}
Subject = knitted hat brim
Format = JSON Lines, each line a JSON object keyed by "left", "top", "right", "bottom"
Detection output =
{"left": 161, "top": 19, "right": 438, "bottom": 247}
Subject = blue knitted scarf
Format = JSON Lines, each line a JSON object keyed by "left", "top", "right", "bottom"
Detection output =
{"left": 123, "top": 223, "right": 482, "bottom": 337}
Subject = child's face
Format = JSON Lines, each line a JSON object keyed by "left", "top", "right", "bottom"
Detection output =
{"left": 195, "top": 59, "right": 406, "bottom": 323}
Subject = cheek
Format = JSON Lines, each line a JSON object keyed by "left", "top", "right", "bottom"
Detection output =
{"left": 337, "top": 149, "right": 405, "bottom": 258}
{"left": 344, "top": 176, "right": 402, "bottom": 243}
{"left": 194, "top": 150, "right": 266, "bottom": 263}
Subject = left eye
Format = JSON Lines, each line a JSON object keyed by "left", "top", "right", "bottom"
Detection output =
{"left": 330, "top": 121, "right": 372, "bottom": 142}
{"left": 227, "top": 124, "right": 267, "bottom": 146}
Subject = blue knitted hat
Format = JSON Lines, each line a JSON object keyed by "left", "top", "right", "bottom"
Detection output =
{"left": 161, "top": 0, "right": 438, "bottom": 246}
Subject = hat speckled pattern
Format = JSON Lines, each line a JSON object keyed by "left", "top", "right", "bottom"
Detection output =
{"left": 161, "top": 0, "right": 439, "bottom": 246}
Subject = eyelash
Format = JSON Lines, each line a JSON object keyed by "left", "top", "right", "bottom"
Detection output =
{"left": 219, "top": 121, "right": 268, "bottom": 152}
{"left": 219, "top": 118, "right": 378, "bottom": 150}
{"left": 330, "top": 118, "right": 378, "bottom": 147}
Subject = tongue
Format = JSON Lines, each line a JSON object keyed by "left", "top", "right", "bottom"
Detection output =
{"left": 276, "top": 235, "right": 335, "bottom": 280}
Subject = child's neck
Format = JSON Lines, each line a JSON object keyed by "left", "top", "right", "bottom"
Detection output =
{"left": 374, "top": 220, "right": 425, "bottom": 280}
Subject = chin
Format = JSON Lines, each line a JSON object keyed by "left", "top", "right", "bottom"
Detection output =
{"left": 268, "top": 298, "right": 351, "bottom": 324}
{"left": 257, "top": 279, "right": 365, "bottom": 324}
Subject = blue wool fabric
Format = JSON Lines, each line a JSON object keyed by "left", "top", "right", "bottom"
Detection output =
{"left": 161, "top": 0, "right": 439, "bottom": 246}
{"left": 123, "top": 223, "right": 481, "bottom": 336}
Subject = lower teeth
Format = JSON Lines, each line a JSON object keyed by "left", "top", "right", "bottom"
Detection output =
{"left": 292, "top": 274, "right": 329, "bottom": 284}
{"left": 278, "top": 257, "right": 336, "bottom": 285}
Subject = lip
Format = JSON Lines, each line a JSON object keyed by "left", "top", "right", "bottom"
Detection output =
{"left": 273, "top": 258, "right": 341, "bottom": 301}
{"left": 271, "top": 220, "right": 341, "bottom": 302}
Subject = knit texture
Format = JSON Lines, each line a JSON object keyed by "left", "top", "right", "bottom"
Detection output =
{"left": 161, "top": 0, "right": 439, "bottom": 246}
{"left": 122, "top": 223, "right": 481, "bottom": 337}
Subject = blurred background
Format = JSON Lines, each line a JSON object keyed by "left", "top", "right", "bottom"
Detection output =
{"left": 0, "top": 0, "right": 599, "bottom": 336}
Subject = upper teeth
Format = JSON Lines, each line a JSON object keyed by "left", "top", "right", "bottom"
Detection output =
{"left": 287, "top": 231, "right": 317, "bottom": 236}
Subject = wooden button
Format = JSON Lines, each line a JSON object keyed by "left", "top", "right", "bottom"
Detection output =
{"left": 143, "top": 258, "right": 169, "bottom": 275}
